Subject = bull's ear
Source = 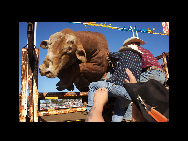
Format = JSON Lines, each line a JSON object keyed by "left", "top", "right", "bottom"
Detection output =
{"left": 76, "top": 45, "right": 87, "bottom": 63}
{"left": 40, "top": 40, "right": 48, "bottom": 49}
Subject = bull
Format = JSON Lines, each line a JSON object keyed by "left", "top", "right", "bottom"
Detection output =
{"left": 39, "top": 28, "right": 109, "bottom": 92}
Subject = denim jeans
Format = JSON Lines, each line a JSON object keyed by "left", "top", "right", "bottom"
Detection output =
{"left": 140, "top": 69, "right": 165, "bottom": 84}
{"left": 86, "top": 70, "right": 166, "bottom": 122}
{"left": 86, "top": 80, "right": 132, "bottom": 122}
{"left": 123, "top": 103, "right": 132, "bottom": 120}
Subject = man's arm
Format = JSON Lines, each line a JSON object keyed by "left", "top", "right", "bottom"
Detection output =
{"left": 108, "top": 52, "right": 123, "bottom": 58}
{"left": 85, "top": 102, "right": 104, "bottom": 122}
{"left": 85, "top": 87, "right": 108, "bottom": 122}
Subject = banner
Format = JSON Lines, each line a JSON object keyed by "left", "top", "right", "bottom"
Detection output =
{"left": 162, "top": 22, "right": 169, "bottom": 35}
{"left": 69, "top": 22, "right": 169, "bottom": 36}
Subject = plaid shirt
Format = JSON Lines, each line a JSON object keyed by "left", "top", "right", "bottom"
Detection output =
{"left": 138, "top": 46, "right": 162, "bottom": 70}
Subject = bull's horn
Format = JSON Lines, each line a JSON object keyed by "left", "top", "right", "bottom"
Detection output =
{"left": 40, "top": 40, "right": 48, "bottom": 49}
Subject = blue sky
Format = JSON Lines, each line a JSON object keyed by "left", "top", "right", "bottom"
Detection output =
{"left": 19, "top": 22, "right": 169, "bottom": 93}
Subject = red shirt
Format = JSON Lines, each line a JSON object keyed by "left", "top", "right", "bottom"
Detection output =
{"left": 138, "top": 46, "right": 162, "bottom": 70}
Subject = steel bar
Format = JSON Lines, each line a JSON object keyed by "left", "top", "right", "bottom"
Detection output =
{"left": 19, "top": 48, "right": 28, "bottom": 122}
{"left": 27, "top": 22, "right": 40, "bottom": 122}
{"left": 39, "top": 92, "right": 88, "bottom": 98}
{"left": 38, "top": 107, "right": 86, "bottom": 116}
{"left": 162, "top": 53, "right": 169, "bottom": 86}
{"left": 27, "top": 22, "right": 34, "bottom": 122}
{"left": 27, "top": 22, "right": 34, "bottom": 71}
{"left": 33, "top": 48, "right": 39, "bottom": 122}
{"left": 28, "top": 63, "right": 33, "bottom": 122}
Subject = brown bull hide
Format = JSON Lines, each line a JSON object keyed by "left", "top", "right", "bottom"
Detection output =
{"left": 39, "top": 28, "right": 109, "bottom": 92}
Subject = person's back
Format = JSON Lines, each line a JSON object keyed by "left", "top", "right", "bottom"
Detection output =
{"left": 118, "top": 36, "right": 165, "bottom": 84}
{"left": 137, "top": 46, "right": 162, "bottom": 72}
{"left": 106, "top": 50, "right": 142, "bottom": 85}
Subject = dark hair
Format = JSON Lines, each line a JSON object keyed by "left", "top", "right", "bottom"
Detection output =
{"left": 130, "top": 42, "right": 140, "bottom": 46}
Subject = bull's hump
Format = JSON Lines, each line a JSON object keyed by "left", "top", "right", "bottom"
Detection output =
{"left": 75, "top": 31, "right": 107, "bottom": 46}
{"left": 74, "top": 31, "right": 105, "bottom": 39}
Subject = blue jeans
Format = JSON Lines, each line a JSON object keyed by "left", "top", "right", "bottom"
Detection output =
{"left": 86, "top": 70, "right": 166, "bottom": 122}
{"left": 123, "top": 103, "right": 132, "bottom": 120}
{"left": 140, "top": 69, "right": 165, "bottom": 84}
{"left": 86, "top": 80, "right": 132, "bottom": 122}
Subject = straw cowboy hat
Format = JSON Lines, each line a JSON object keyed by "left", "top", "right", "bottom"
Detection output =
{"left": 118, "top": 37, "right": 146, "bottom": 54}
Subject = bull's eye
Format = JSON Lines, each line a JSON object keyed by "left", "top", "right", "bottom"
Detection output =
{"left": 62, "top": 46, "right": 72, "bottom": 55}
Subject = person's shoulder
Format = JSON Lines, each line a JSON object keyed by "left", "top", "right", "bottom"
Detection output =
{"left": 138, "top": 46, "right": 152, "bottom": 54}
{"left": 122, "top": 50, "right": 140, "bottom": 56}
{"left": 138, "top": 46, "right": 145, "bottom": 51}
{"left": 121, "top": 50, "right": 132, "bottom": 54}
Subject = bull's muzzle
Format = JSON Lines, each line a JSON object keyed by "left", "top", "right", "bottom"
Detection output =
{"left": 39, "top": 64, "right": 53, "bottom": 77}
{"left": 39, "top": 67, "right": 48, "bottom": 75}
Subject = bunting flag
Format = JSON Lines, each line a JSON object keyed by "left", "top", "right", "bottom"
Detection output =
{"left": 83, "top": 22, "right": 96, "bottom": 24}
{"left": 83, "top": 22, "right": 96, "bottom": 28}
{"left": 162, "top": 22, "right": 169, "bottom": 35}
{"left": 68, "top": 22, "right": 169, "bottom": 36}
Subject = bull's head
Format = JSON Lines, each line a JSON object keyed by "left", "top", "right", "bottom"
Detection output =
{"left": 39, "top": 28, "right": 86, "bottom": 78}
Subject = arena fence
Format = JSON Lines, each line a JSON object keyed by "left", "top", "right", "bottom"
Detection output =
{"left": 19, "top": 46, "right": 89, "bottom": 122}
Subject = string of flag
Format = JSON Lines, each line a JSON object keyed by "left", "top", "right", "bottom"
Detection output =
{"left": 68, "top": 22, "right": 169, "bottom": 36}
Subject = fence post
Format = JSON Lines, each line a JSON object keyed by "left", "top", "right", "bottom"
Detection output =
{"left": 33, "top": 48, "right": 39, "bottom": 122}
{"left": 162, "top": 53, "right": 169, "bottom": 86}
{"left": 19, "top": 48, "right": 28, "bottom": 122}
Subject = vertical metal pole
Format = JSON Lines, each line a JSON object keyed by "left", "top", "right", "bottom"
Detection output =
{"left": 27, "top": 22, "right": 34, "bottom": 70}
{"left": 27, "top": 22, "right": 35, "bottom": 122}
{"left": 27, "top": 22, "right": 39, "bottom": 122}
{"left": 28, "top": 63, "right": 33, "bottom": 122}
{"left": 33, "top": 48, "right": 39, "bottom": 122}
{"left": 162, "top": 53, "right": 169, "bottom": 86}
{"left": 19, "top": 48, "right": 28, "bottom": 122}
{"left": 34, "top": 22, "right": 37, "bottom": 47}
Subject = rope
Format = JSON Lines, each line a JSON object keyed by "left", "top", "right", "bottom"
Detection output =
{"left": 69, "top": 22, "right": 169, "bottom": 36}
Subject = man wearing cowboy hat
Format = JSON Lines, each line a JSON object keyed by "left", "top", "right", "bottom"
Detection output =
{"left": 86, "top": 38, "right": 144, "bottom": 122}
{"left": 119, "top": 37, "right": 165, "bottom": 84}
{"left": 86, "top": 36, "right": 165, "bottom": 122}
{"left": 118, "top": 36, "right": 165, "bottom": 121}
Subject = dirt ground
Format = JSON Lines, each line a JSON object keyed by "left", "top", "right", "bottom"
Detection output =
{"left": 39, "top": 111, "right": 88, "bottom": 122}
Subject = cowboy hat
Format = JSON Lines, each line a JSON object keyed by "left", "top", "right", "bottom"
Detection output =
{"left": 118, "top": 45, "right": 143, "bottom": 54}
{"left": 122, "top": 37, "right": 146, "bottom": 46}
{"left": 123, "top": 79, "right": 169, "bottom": 122}
{"left": 118, "top": 37, "right": 146, "bottom": 54}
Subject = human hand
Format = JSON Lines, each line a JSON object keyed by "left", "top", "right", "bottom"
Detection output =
{"left": 124, "top": 68, "right": 137, "bottom": 83}
{"left": 93, "top": 87, "right": 108, "bottom": 107}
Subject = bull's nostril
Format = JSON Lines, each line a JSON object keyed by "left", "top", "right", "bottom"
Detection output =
{"left": 45, "top": 71, "right": 51, "bottom": 75}
{"left": 39, "top": 68, "right": 41, "bottom": 73}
